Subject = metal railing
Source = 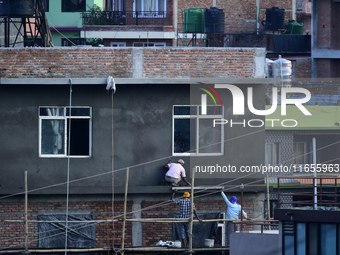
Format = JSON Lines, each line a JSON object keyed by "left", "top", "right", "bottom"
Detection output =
{"left": 277, "top": 176, "right": 340, "bottom": 209}
{"left": 233, "top": 220, "right": 279, "bottom": 233}
{"left": 82, "top": 11, "right": 170, "bottom": 26}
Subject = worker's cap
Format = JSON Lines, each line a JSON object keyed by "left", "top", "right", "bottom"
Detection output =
{"left": 183, "top": 192, "right": 190, "bottom": 198}
{"left": 231, "top": 196, "right": 237, "bottom": 204}
{"left": 178, "top": 159, "right": 185, "bottom": 165}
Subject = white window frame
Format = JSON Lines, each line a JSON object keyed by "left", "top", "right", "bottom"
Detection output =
{"left": 172, "top": 105, "right": 224, "bottom": 156}
{"left": 133, "top": 0, "right": 166, "bottom": 17}
{"left": 110, "top": 42, "right": 126, "bottom": 47}
{"left": 39, "top": 106, "right": 92, "bottom": 158}
{"left": 265, "top": 142, "right": 281, "bottom": 166}
{"left": 293, "top": 142, "right": 312, "bottom": 165}
{"left": 132, "top": 42, "right": 166, "bottom": 47}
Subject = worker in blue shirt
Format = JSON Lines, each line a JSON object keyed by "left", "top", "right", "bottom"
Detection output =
{"left": 221, "top": 187, "right": 248, "bottom": 246}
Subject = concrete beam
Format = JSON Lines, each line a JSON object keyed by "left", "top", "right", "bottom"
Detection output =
{"left": 0, "top": 77, "right": 276, "bottom": 85}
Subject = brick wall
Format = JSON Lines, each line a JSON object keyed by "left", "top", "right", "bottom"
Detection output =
{"left": 293, "top": 57, "right": 311, "bottom": 78}
{"left": 142, "top": 198, "right": 255, "bottom": 246}
{"left": 0, "top": 201, "right": 130, "bottom": 250}
{"left": 0, "top": 47, "right": 259, "bottom": 79}
{"left": 0, "top": 196, "right": 258, "bottom": 250}
{"left": 178, "top": 0, "right": 293, "bottom": 33}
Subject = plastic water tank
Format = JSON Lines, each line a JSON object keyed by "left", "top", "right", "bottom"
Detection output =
{"left": 0, "top": 0, "right": 35, "bottom": 17}
{"left": 285, "top": 20, "right": 304, "bottom": 34}
{"left": 264, "top": 7, "right": 285, "bottom": 30}
{"left": 183, "top": 8, "right": 205, "bottom": 33}
{"left": 205, "top": 7, "right": 225, "bottom": 34}
{"left": 272, "top": 57, "right": 292, "bottom": 79}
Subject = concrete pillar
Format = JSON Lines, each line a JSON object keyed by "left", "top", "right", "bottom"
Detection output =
{"left": 132, "top": 48, "right": 144, "bottom": 78}
{"left": 132, "top": 198, "right": 143, "bottom": 246}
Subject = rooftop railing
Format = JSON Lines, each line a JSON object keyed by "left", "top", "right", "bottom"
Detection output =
{"left": 82, "top": 11, "right": 170, "bottom": 26}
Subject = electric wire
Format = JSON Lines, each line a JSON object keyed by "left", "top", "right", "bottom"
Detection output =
{"left": 2, "top": 24, "right": 340, "bottom": 249}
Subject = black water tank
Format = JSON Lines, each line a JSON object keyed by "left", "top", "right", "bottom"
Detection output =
{"left": 264, "top": 7, "right": 285, "bottom": 30}
{"left": 205, "top": 7, "right": 225, "bottom": 33}
{"left": 0, "top": 0, "right": 35, "bottom": 17}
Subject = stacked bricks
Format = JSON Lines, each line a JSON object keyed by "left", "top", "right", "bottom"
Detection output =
{"left": 0, "top": 198, "right": 255, "bottom": 249}
{"left": 0, "top": 201, "right": 131, "bottom": 250}
{"left": 142, "top": 199, "right": 254, "bottom": 247}
{"left": 0, "top": 47, "right": 258, "bottom": 79}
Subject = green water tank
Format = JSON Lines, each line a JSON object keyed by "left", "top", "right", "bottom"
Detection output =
{"left": 183, "top": 8, "right": 204, "bottom": 33}
{"left": 284, "top": 20, "right": 304, "bottom": 34}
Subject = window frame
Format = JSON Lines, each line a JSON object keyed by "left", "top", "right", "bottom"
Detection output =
{"left": 265, "top": 142, "right": 281, "bottom": 166}
{"left": 172, "top": 105, "right": 224, "bottom": 156}
{"left": 132, "top": 42, "right": 166, "bottom": 47}
{"left": 293, "top": 141, "right": 312, "bottom": 165}
{"left": 39, "top": 106, "right": 92, "bottom": 158}
{"left": 62, "top": 0, "right": 86, "bottom": 12}
{"left": 133, "top": 0, "right": 166, "bottom": 17}
{"left": 110, "top": 42, "right": 126, "bottom": 47}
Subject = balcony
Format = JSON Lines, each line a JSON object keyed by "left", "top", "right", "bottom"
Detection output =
{"left": 82, "top": 11, "right": 172, "bottom": 27}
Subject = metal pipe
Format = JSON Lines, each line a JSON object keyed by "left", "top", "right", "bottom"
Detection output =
{"left": 240, "top": 183, "right": 244, "bottom": 231}
{"left": 313, "top": 137, "right": 317, "bottom": 209}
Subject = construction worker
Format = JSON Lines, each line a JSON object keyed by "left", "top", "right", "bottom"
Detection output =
{"left": 165, "top": 159, "right": 191, "bottom": 186}
{"left": 221, "top": 187, "right": 248, "bottom": 246}
{"left": 172, "top": 189, "right": 202, "bottom": 248}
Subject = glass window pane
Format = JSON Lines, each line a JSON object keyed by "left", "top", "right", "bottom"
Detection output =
{"left": 68, "top": 119, "right": 90, "bottom": 156}
{"left": 273, "top": 143, "right": 280, "bottom": 165}
{"left": 198, "top": 118, "right": 221, "bottom": 153}
{"left": 41, "top": 119, "right": 65, "bottom": 155}
{"left": 40, "top": 108, "right": 64, "bottom": 116}
{"left": 174, "top": 106, "right": 197, "bottom": 115}
{"left": 66, "top": 108, "right": 90, "bottom": 117}
{"left": 294, "top": 143, "right": 304, "bottom": 164}
{"left": 174, "top": 119, "right": 195, "bottom": 153}
{"left": 158, "top": 0, "right": 164, "bottom": 12}
{"left": 296, "top": 223, "right": 306, "bottom": 255}
{"left": 321, "top": 224, "right": 336, "bottom": 255}
{"left": 284, "top": 235, "right": 295, "bottom": 255}
{"left": 199, "top": 105, "right": 223, "bottom": 115}
{"left": 265, "top": 143, "right": 273, "bottom": 165}
{"left": 62, "top": 0, "right": 85, "bottom": 12}
{"left": 136, "top": 0, "right": 142, "bottom": 12}
{"left": 309, "top": 223, "right": 318, "bottom": 255}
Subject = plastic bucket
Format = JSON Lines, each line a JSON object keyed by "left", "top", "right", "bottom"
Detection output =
{"left": 174, "top": 240, "right": 181, "bottom": 248}
{"left": 204, "top": 239, "right": 214, "bottom": 247}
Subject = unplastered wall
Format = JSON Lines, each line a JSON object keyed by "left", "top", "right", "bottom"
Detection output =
{"left": 177, "top": 0, "right": 293, "bottom": 33}
{"left": 0, "top": 47, "right": 265, "bottom": 78}
{"left": 0, "top": 193, "right": 263, "bottom": 249}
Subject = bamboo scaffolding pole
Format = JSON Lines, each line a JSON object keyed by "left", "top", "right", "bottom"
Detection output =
{"left": 126, "top": 218, "right": 237, "bottom": 223}
{"left": 0, "top": 248, "right": 112, "bottom": 254}
{"left": 0, "top": 247, "right": 231, "bottom": 254}
{"left": 5, "top": 220, "right": 118, "bottom": 223}
{"left": 24, "top": 171, "right": 28, "bottom": 252}
{"left": 266, "top": 173, "right": 271, "bottom": 230}
{"left": 189, "top": 167, "right": 195, "bottom": 254}
{"left": 125, "top": 218, "right": 278, "bottom": 223}
{"left": 121, "top": 167, "right": 129, "bottom": 252}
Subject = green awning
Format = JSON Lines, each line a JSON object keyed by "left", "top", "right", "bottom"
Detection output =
{"left": 265, "top": 105, "right": 340, "bottom": 130}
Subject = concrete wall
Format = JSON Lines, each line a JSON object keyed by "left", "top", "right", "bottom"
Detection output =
{"left": 0, "top": 47, "right": 266, "bottom": 249}
{"left": 230, "top": 232, "right": 281, "bottom": 255}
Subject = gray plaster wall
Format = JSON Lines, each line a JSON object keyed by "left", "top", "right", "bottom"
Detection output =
{"left": 230, "top": 232, "right": 281, "bottom": 255}
{"left": 0, "top": 82, "right": 265, "bottom": 195}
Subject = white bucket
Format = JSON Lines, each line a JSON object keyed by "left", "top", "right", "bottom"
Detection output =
{"left": 204, "top": 238, "right": 214, "bottom": 247}
{"left": 174, "top": 240, "right": 181, "bottom": 248}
